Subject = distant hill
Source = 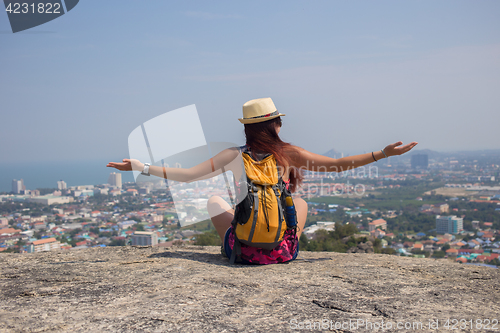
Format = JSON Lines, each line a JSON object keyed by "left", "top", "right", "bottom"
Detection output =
{"left": 323, "top": 148, "right": 341, "bottom": 159}
{"left": 407, "top": 149, "right": 500, "bottom": 160}
{"left": 322, "top": 147, "right": 500, "bottom": 162}
{"left": 406, "top": 149, "right": 443, "bottom": 160}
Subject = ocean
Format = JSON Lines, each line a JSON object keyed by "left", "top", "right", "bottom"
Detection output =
{"left": 0, "top": 159, "right": 135, "bottom": 193}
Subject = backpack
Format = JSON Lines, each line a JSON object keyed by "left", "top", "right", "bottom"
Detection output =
{"left": 229, "top": 146, "right": 295, "bottom": 264}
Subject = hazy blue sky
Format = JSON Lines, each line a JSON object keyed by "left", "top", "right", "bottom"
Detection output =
{"left": 1, "top": 0, "right": 499, "bottom": 165}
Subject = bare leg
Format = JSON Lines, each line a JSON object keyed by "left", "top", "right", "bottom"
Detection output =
{"left": 294, "top": 197, "right": 308, "bottom": 239}
{"left": 207, "top": 196, "right": 234, "bottom": 242}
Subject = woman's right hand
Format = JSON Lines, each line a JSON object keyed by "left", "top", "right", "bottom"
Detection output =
{"left": 106, "top": 159, "right": 144, "bottom": 172}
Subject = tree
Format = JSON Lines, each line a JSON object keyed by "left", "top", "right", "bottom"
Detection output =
{"left": 185, "top": 206, "right": 197, "bottom": 215}
{"left": 109, "top": 239, "right": 126, "bottom": 246}
{"left": 373, "top": 238, "right": 382, "bottom": 253}
{"left": 381, "top": 248, "right": 396, "bottom": 255}
{"left": 432, "top": 250, "right": 445, "bottom": 258}
{"left": 194, "top": 230, "right": 221, "bottom": 246}
{"left": 69, "top": 228, "right": 82, "bottom": 237}
{"left": 299, "top": 233, "right": 309, "bottom": 250}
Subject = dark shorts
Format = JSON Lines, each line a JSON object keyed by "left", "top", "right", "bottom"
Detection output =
{"left": 223, "top": 227, "right": 299, "bottom": 264}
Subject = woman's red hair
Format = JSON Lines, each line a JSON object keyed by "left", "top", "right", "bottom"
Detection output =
{"left": 244, "top": 117, "right": 303, "bottom": 192}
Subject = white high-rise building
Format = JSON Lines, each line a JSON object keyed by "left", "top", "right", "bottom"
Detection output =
{"left": 12, "top": 179, "right": 24, "bottom": 194}
{"left": 436, "top": 215, "right": 463, "bottom": 234}
{"left": 57, "top": 180, "right": 67, "bottom": 190}
{"left": 108, "top": 172, "right": 122, "bottom": 188}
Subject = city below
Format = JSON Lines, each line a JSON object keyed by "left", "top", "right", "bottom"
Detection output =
{"left": 1, "top": 150, "right": 499, "bottom": 268}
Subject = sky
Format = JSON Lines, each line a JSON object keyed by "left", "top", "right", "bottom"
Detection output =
{"left": 1, "top": 0, "right": 500, "bottom": 168}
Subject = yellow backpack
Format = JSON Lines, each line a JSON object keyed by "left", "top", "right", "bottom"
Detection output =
{"left": 230, "top": 148, "right": 290, "bottom": 264}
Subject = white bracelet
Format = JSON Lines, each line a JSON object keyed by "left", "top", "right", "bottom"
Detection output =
{"left": 381, "top": 149, "right": 388, "bottom": 158}
{"left": 141, "top": 163, "right": 151, "bottom": 176}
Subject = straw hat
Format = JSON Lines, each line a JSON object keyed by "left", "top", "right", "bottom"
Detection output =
{"left": 238, "top": 97, "right": 286, "bottom": 124}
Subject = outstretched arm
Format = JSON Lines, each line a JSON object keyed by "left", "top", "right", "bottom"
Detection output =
{"left": 106, "top": 147, "right": 242, "bottom": 183}
{"left": 291, "top": 141, "right": 418, "bottom": 173}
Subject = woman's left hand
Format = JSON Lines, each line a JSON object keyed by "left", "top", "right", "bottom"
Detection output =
{"left": 384, "top": 141, "right": 418, "bottom": 157}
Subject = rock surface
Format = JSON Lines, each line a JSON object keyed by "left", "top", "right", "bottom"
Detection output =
{"left": 1, "top": 246, "right": 499, "bottom": 332}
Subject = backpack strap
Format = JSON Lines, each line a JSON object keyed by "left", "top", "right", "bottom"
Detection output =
{"left": 272, "top": 185, "right": 283, "bottom": 243}
{"left": 229, "top": 228, "right": 241, "bottom": 264}
{"left": 230, "top": 182, "right": 259, "bottom": 264}
{"left": 247, "top": 184, "right": 260, "bottom": 242}
{"left": 242, "top": 145, "right": 273, "bottom": 162}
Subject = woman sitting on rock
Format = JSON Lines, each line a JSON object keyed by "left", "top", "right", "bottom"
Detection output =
{"left": 107, "top": 97, "right": 417, "bottom": 264}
